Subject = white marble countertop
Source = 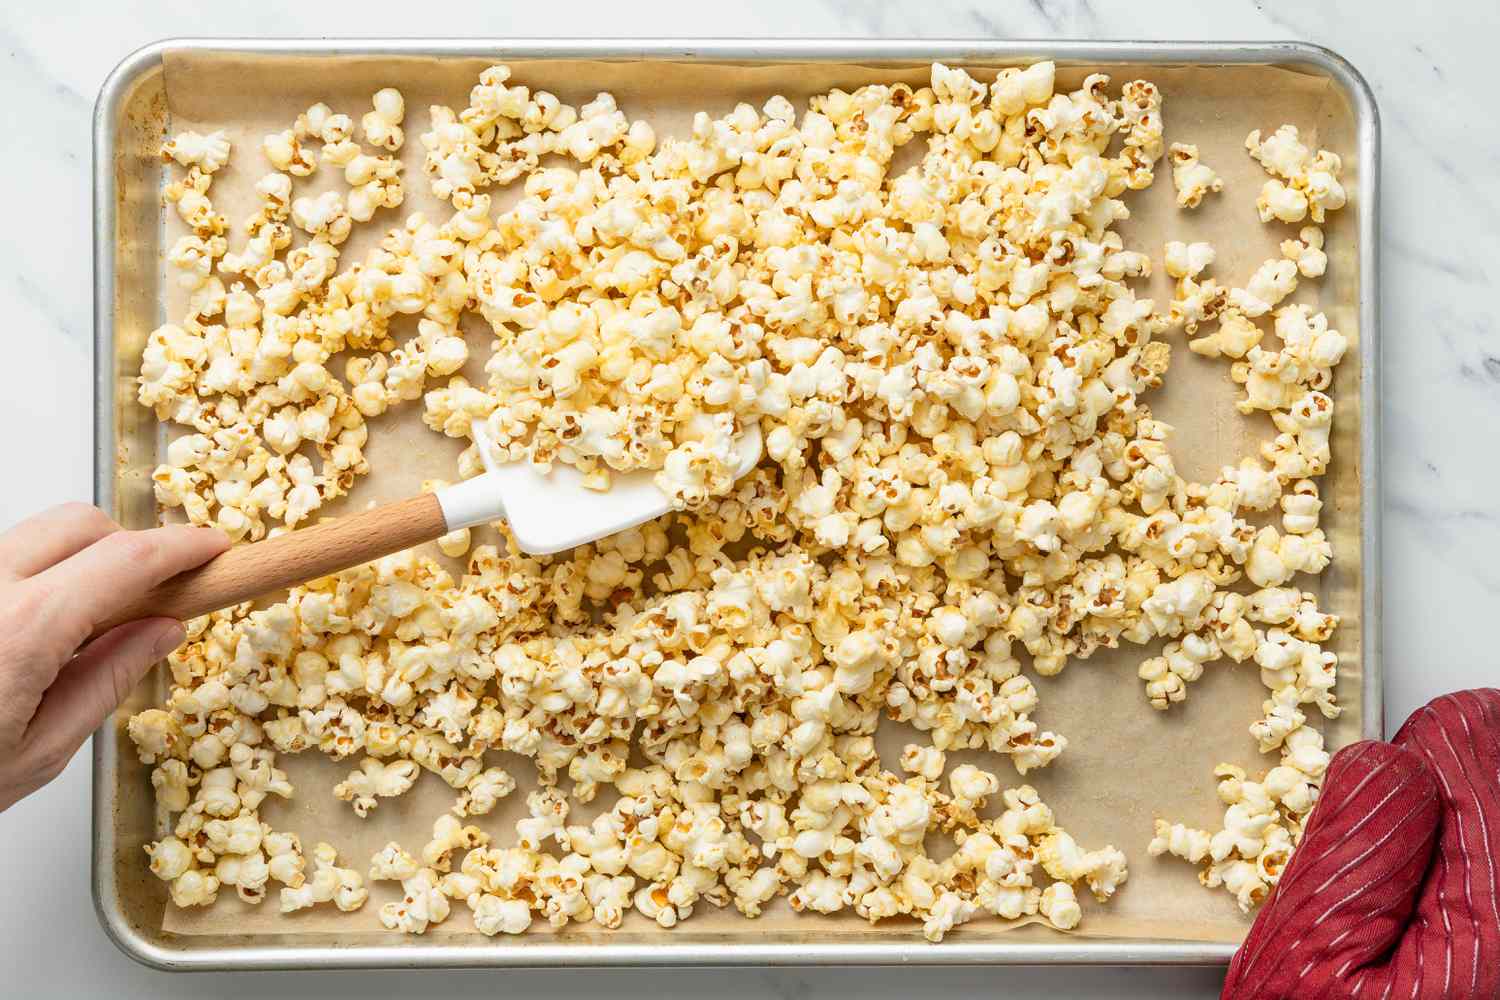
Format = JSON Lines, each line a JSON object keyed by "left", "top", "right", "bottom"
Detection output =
{"left": 2, "top": 0, "right": 1495, "bottom": 995}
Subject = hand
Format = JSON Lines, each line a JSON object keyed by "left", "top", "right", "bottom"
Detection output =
{"left": 0, "top": 503, "right": 228, "bottom": 811}
{"left": 1223, "top": 690, "right": 1500, "bottom": 999}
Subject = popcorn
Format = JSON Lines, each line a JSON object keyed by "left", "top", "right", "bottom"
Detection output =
{"left": 262, "top": 130, "right": 317, "bottom": 175}
{"left": 342, "top": 153, "right": 404, "bottom": 222}
{"left": 586, "top": 873, "right": 636, "bottom": 929}
{"left": 1164, "top": 240, "right": 1216, "bottom": 280}
{"left": 922, "top": 891, "right": 979, "bottom": 942}
{"left": 296, "top": 103, "right": 354, "bottom": 145}
{"left": 1256, "top": 179, "right": 1309, "bottom": 224}
{"left": 164, "top": 168, "right": 225, "bottom": 236}
{"left": 170, "top": 869, "right": 221, "bottom": 908}
{"left": 728, "top": 867, "right": 782, "bottom": 918}
{"left": 949, "top": 765, "right": 1001, "bottom": 809}
{"left": 1155, "top": 588, "right": 1343, "bottom": 907}
{"left": 990, "top": 61, "right": 1056, "bottom": 113}
{"left": 1148, "top": 820, "right": 1212, "bottom": 864}
{"left": 1169, "top": 275, "right": 1228, "bottom": 335}
{"left": 290, "top": 191, "right": 353, "bottom": 244}
{"left": 1168, "top": 143, "right": 1223, "bottom": 208}
{"left": 1188, "top": 310, "right": 1262, "bottom": 360}
{"left": 163, "top": 130, "right": 231, "bottom": 173}
{"left": 216, "top": 850, "right": 272, "bottom": 903}
{"left": 265, "top": 831, "right": 306, "bottom": 887}
{"left": 900, "top": 744, "right": 947, "bottom": 782}
{"left": 423, "top": 814, "right": 490, "bottom": 871}
{"left": 146, "top": 836, "right": 195, "bottom": 881}
{"left": 1138, "top": 633, "right": 1222, "bottom": 710}
{"left": 1229, "top": 259, "right": 1298, "bottom": 318}
{"left": 334, "top": 757, "right": 420, "bottom": 817}
{"left": 1246, "top": 125, "right": 1309, "bottom": 179}
{"left": 1247, "top": 125, "right": 1347, "bottom": 223}
{"left": 362, "top": 88, "right": 406, "bottom": 151}
{"left": 451, "top": 767, "right": 515, "bottom": 821}
{"left": 1039, "top": 881, "right": 1082, "bottom": 930}
{"left": 203, "top": 812, "right": 264, "bottom": 856}
{"left": 369, "top": 842, "right": 420, "bottom": 882}
{"left": 128, "top": 709, "right": 183, "bottom": 764}
{"left": 1281, "top": 227, "right": 1327, "bottom": 278}
{"left": 131, "top": 61, "right": 1351, "bottom": 937}
{"left": 1281, "top": 482, "right": 1323, "bottom": 535}
{"left": 1246, "top": 525, "right": 1332, "bottom": 588}
{"left": 278, "top": 843, "right": 367, "bottom": 913}
{"left": 379, "top": 867, "right": 451, "bottom": 934}
{"left": 1036, "top": 830, "right": 1128, "bottom": 900}
{"left": 470, "top": 894, "right": 533, "bottom": 935}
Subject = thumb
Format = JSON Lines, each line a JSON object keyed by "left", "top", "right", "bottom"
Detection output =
{"left": 21, "top": 617, "right": 185, "bottom": 774}
{"left": 1222, "top": 740, "right": 1441, "bottom": 999}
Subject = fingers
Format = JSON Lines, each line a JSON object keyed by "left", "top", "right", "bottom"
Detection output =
{"left": 0, "top": 502, "right": 120, "bottom": 581}
{"left": 18, "top": 617, "right": 185, "bottom": 785}
{"left": 21, "top": 523, "right": 229, "bottom": 657}
{"left": 1377, "top": 690, "right": 1500, "bottom": 999}
{"left": 1223, "top": 740, "right": 1440, "bottom": 1000}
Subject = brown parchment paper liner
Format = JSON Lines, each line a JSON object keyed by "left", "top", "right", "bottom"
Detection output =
{"left": 151, "top": 51, "right": 1362, "bottom": 946}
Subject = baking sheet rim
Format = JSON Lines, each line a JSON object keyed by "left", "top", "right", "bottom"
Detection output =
{"left": 91, "top": 36, "right": 1382, "bottom": 971}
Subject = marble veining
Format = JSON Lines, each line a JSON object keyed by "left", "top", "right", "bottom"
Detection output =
{"left": 0, "top": 1, "right": 1496, "bottom": 997}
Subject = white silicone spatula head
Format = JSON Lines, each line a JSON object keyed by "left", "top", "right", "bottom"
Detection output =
{"left": 436, "top": 423, "right": 764, "bottom": 555}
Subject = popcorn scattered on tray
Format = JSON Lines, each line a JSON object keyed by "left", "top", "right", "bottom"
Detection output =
{"left": 131, "top": 61, "right": 1352, "bottom": 936}
{"left": 1144, "top": 120, "right": 1350, "bottom": 911}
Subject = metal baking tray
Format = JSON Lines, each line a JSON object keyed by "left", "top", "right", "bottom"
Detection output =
{"left": 93, "top": 38, "right": 1381, "bottom": 970}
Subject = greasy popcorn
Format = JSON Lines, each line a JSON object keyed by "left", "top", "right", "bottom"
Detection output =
{"left": 132, "top": 65, "right": 1352, "bottom": 936}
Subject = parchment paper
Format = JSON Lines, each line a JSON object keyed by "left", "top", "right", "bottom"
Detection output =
{"left": 148, "top": 51, "right": 1363, "bottom": 947}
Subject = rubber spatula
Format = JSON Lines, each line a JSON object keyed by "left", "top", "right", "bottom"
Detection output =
{"left": 96, "top": 423, "right": 762, "bottom": 635}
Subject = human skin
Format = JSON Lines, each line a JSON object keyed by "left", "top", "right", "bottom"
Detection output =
{"left": 0, "top": 503, "right": 228, "bottom": 812}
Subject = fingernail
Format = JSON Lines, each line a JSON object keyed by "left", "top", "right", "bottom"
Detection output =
{"left": 151, "top": 621, "right": 186, "bottom": 660}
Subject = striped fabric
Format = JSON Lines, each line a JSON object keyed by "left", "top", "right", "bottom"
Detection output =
{"left": 1222, "top": 690, "right": 1500, "bottom": 999}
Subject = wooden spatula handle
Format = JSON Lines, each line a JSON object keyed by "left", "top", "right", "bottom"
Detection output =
{"left": 92, "top": 493, "right": 447, "bottom": 640}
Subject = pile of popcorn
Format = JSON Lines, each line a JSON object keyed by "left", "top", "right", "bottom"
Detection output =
{"left": 130, "top": 59, "right": 1350, "bottom": 939}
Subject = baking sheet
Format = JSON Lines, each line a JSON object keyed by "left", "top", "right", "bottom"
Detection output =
{"left": 143, "top": 51, "right": 1364, "bottom": 947}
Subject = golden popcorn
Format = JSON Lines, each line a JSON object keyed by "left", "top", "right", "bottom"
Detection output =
{"left": 130, "top": 63, "right": 1354, "bottom": 936}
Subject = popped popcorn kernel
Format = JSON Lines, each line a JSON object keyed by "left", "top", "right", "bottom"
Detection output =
{"left": 278, "top": 843, "right": 367, "bottom": 913}
{"left": 1247, "top": 124, "right": 1347, "bottom": 223}
{"left": 362, "top": 88, "right": 406, "bottom": 151}
{"left": 163, "top": 130, "right": 232, "bottom": 173}
{"left": 1168, "top": 143, "right": 1223, "bottom": 208}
